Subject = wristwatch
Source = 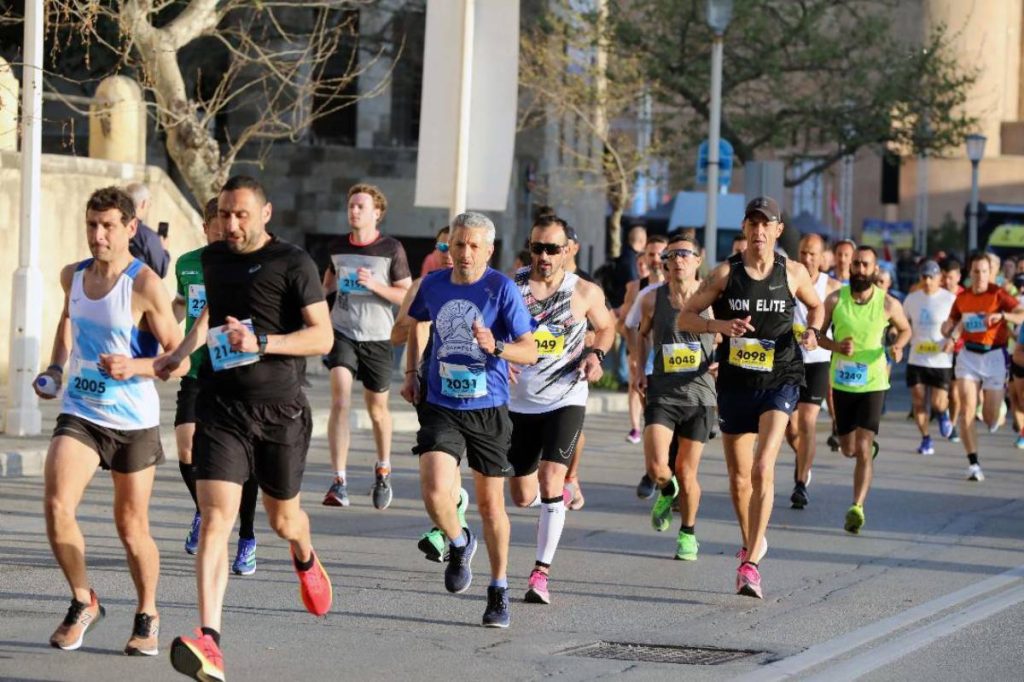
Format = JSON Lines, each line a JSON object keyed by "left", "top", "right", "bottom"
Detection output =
{"left": 493, "top": 340, "right": 505, "bottom": 357}
{"left": 806, "top": 326, "right": 821, "bottom": 340}
{"left": 257, "top": 334, "right": 269, "bottom": 356}
{"left": 586, "top": 348, "right": 606, "bottom": 362}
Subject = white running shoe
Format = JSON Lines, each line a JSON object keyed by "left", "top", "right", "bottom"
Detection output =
{"left": 967, "top": 463, "right": 985, "bottom": 482}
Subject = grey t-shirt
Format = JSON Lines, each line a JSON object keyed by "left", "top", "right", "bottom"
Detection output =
{"left": 646, "top": 284, "right": 717, "bottom": 407}
{"left": 328, "top": 234, "right": 411, "bottom": 341}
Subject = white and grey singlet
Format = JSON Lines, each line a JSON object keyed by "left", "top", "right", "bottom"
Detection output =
{"left": 62, "top": 259, "right": 160, "bottom": 430}
{"left": 509, "top": 268, "right": 588, "bottom": 414}
{"left": 794, "top": 271, "right": 832, "bottom": 364}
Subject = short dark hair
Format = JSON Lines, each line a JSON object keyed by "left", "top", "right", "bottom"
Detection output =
{"left": 856, "top": 245, "right": 878, "bottom": 260}
{"left": 940, "top": 257, "right": 961, "bottom": 272}
{"left": 647, "top": 234, "right": 669, "bottom": 246}
{"left": 533, "top": 204, "right": 557, "bottom": 222}
{"left": 669, "top": 233, "right": 701, "bottom": 250}
{"left": 732, "top": 233, "right": 747, "bottom": 245}
{"left": 532, "top": 215, "right": 569, "bottom": 239}
{"left": 968, "top": 250, "right": 991, "bottom": 270}
{"left": 221, "top": 175, "right": 268, "bottom": 204}
{"left": 435, "top": 225, "right": 450, "bottom": 240}
{"left": 88, "top": 187, "right": 136, "bottom": 224}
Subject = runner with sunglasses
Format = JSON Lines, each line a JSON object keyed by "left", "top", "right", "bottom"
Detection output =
{"left": 633, "top": 234, "right": 716, "bottom": 561}
{"left": 506, "top": 215, "right": 614, "bottom": 605}
{"left": 677, "top": 197, "right": 822, "bottom": 599}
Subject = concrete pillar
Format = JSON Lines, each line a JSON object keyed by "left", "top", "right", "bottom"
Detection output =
{"left": 88, "top": 75, "right": 146, "bottom": 164}
{"left": 0, "top": 57, "right": 17, "bottom": 151}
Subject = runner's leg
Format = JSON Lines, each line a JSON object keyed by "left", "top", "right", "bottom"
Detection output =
{"left": 44, "top": 437, "right": 100, "bottom": 604}
{"left": 111, "top": 466, "right": 160, "bottom": 615}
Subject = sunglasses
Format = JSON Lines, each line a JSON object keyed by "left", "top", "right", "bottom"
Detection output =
{"left": 436, "top": 242, "right": 450, "bottom": 253}
{"left": 661, "top": 248, "right": 697, "bottom": 261}
{"left": 530, "top": 242, "right": 566, "bottom": 255}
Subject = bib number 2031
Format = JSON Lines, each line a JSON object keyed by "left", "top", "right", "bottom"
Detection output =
{"left": 439, "top": 362, "right": 487, "bottom": 399}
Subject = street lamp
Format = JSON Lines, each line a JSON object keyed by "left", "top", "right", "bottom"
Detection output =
{"left": 965, "top": 133, "right": 986, "bottom": 253}
{"left": 704, "top": 0, "right": 732, "bottom": 267}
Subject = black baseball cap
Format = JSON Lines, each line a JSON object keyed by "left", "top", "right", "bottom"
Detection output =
{"left": 565, "top": 225, "right": 579, "bottom": 242}
{"left": 745, "top": 196, "right": 781, "bottom": 223}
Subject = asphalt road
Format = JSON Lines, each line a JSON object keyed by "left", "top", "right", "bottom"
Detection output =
{"left": 0, "top": 383, "right": 1022, "bottom": 681}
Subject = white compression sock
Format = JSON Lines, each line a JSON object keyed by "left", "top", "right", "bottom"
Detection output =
{"left": 536, "top": 498, "right": 566, "bottom": 565}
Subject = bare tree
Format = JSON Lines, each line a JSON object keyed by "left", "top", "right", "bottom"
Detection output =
{"left": 39, "top": 0, "right": 393, "bottom": 202}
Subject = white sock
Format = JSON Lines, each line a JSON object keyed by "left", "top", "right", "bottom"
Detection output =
{"left": 528, "top": 493, "right": 541, "bottom": 508}
{"left": 334, "top": 470, "right": 346, "bottom": 482}
{"left": 536, "top": 498, "right": 566, "bottom": 565}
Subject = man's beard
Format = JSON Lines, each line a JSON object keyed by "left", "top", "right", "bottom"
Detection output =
{"left": 849, "top": 273, "right": 874, "bottom": 293}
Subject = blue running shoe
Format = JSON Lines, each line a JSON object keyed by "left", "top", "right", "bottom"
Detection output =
{"left": 482, "top": 586, "right": 511, "bottom": 628}
{"left": 232, "top": 537, "right": 257, "bottom": 576}
{"left": 938, "top": 411, "right": 953, "bottom": 439}
{"left": 1016, "top": 435, "right": 1024, "bottom": 450}
{"left": 184, "top": 512, "right": 201, "bottom": 555}
{"left": 917, "top": 435, "right": 934, "bottom": 456}
{"left": 444, "top": 529, "right": 476, "bottom": 594}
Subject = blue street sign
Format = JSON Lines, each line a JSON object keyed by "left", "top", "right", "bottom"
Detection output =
{"left": 697, "top": 139, "right": 734, "bottom": 189}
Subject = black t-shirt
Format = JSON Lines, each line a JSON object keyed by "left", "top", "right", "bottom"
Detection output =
{"left": 200, "top": 236, "right": 324, "bottom": 402}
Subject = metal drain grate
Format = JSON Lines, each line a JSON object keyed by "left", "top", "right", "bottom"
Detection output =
{"left": 561, "top": 641, "right": 760, "bottom": 665}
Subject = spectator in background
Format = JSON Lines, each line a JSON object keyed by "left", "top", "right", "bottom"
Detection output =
{"left": 420, "top": 226, "right": 451, "bottom": 277}
{"left": 611, "top": 225, "right": 648, "bottom": 306}
{"left": 125, "top": 182, "right": 171, "bottom": 278}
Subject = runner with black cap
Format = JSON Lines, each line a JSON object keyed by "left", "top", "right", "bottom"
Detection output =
{"left": 677, "top": 196, "right": 822, "bottom": 599}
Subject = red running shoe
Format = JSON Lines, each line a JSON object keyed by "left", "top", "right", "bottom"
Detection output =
{"left": 291, "top": 547, "right": 333, "bottom": 616}
{"left": 170, "top": 628, "right": 224, "bottom": 681}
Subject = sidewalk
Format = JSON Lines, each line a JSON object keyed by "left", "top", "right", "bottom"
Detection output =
{"left": 0, "top": 374, "right": 632, "bottom": 477}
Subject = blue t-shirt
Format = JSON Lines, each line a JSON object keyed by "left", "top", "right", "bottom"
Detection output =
{"left": 409, "top": 267, "right": 535, "bottom": 410}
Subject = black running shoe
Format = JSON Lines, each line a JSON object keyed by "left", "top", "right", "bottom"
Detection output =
{"left": 482, "top": 586, "right": 510, "bottom": 628}
{"left": 444, "top": 529, "right": 476, "bottom": 594}
{"left": 790, "top": 482, "right": 809, "bottom": 509}
{"left": 635, "top": 474, "right": 656, "bottom": 499}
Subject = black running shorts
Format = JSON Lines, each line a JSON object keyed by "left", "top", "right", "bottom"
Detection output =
{"left": 832, "top": 389, "right": 886, "bottom": 435}
{"left": 717, "top": 384, "right": 799, "bottom": 435}
{"left": 322, "top": 331, "right": 393, "bottom": 393}
{"left": 53, "top": 414, "right": 164, "bottom": 474}
{"left": 413, "top": 402, "right": 513, "bottom": 477}
{"left": 799, "top": 362, "right": 830, "bottom": 405}
{"left": 508, "top": 405, "right": 586, "bottom": 477}
{"left": 193, "top": 392, "right": 312, "bottom": 500}
{"left": 905, "top": 364, "right": 953, "bottom": 391}
{"left": 644, "top": 401, "right": 714, "bottom": 443}
{"left": 174, "top": 376, "right": 201, "bottom": 427}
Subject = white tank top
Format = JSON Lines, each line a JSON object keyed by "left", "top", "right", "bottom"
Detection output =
{"left": 509, "top": 268, "right": 589, "bottom": 413}
{"left": 62, "top": 259, "right": 161, "bottom": 430}
{"left": 794, "top": 271, "right": 832, "bottom": 364}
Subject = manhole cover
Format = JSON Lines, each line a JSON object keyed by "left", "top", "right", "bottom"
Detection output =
{"left": 561, "top": 641, "right": 760, "bottom": 665}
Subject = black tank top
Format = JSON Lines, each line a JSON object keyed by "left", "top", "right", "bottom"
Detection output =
{"left": 648, "top": 285, "right": 716, "bottom": 406}
{"left": 712, "top": 252, "right": 803, "bottom": 390}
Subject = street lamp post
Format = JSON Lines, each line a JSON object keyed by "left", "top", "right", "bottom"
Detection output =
{"left": 704, "top": 0, "right": 732, "bottom": 267}
{"left": 965, "top": 133, "right": 986, "bottom": 254}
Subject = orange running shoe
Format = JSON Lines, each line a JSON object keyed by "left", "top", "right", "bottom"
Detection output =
{"left": 50, "top": 589, "right": 105, "bottom": 651}
{"left": 291, "top": 547, "right": 333, "bottom": 616}
{"left": 170, "top": 628, "right": 225, "bottom": 682}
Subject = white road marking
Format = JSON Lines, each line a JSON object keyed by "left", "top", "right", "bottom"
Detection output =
{"left": 736, "top": 562, "right": 1024, "bottom": 681}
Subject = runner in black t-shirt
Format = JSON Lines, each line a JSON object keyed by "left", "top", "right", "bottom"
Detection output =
{"left": 321, "top": 183, "right": 412, "bottom": 510}
{"left": 156, "top": 176, "right": 335, "bottom": 682}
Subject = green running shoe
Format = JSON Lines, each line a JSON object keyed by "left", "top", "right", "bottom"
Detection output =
{"left": 650, "top": 477, "right": 678, "bottom": 532}
{"left": 844, "top": 504, "right": 865, "bottom": 534}
{"left": 674, "top": 531, "right": 699, "bottom": 561}
{"left": 418, "top": 527, "right": 447, "bottom": 562}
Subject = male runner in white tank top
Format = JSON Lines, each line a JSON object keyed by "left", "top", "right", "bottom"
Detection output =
{"left": 507, "top": 215, "right": 615, "bottom": 605}
{"left": 35, "top": 186, "right": 188, "bottom": 656}
{"left": 786, "top": 234, "right": 840, "bottom": 509}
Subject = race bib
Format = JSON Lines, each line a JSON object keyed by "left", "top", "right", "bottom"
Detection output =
{"left": 662, "top": 342, "right": 700, "bottom": 373}
{"left": 187, "top": 284, "right": 207, "bottom": 320}
{"left": 337, "top": 269, "right": 369, "bottom": 295}
{"left": 67, "top": 362, "right": 115, "bottom": 405}
{"left": 728, "top": 337, "right": 775, "bottom": 372}
{"left": 963, "top": 314, "right": 987, "bottom": 334}
{"left": 207, "top": 319, "right": 260, "bottom": 372}
{"left": 534, "top": 325, "right": 565, "bottom": 357}
{"left": 914, "top": 340, "right": 942, "bottom": 355}
{"left": 439, "top": 361, "right": 487, "bottom": 399}
{"left": 833, "top": 359, "right": 868, "bottom": 387}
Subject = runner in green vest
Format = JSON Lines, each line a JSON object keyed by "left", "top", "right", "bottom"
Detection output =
{"left": 173, "top": 198, "right": 260, "bottom": 575}
{"left": 817, "top": 245, "right": 911, "bottom": 535}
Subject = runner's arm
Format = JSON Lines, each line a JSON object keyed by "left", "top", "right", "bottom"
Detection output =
{"left": 582, "top": 280, "right": 615, "bottom": 355}
{"left": 259, "top": 301, "right": 333, "bottom": 356}
{"left": 34, "top": 265, "right": 75, "bottom": 395}
{"left": 498, "top": 331, "right": 538, "bottom": 366}
{"left": 813, "top": 290, "right": 842, "bottom": 353}
{"left": 885, "top": 295, "right": 912, "bottom": 362}
{"left": 677, "top": 262, "right": 728, "bottom": 333}
{"left": 790, "top": 260, "right": 824, "bottom": 331}
{"left": 363, "top": 274, "right": 412, "bottom": 306}
{"left": 112, "top": 268, "right": 189, "bottom": 379}
{"left": 322, "top": 264, "right": 337, "bottom": 297}
{"left": 172, "top": 294, "right": 186, "bottom": 324}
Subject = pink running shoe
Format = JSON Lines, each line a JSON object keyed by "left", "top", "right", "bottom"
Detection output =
{"left": 735, "top": 536, "right": 768, "bottom": 564}
{"left": 524, "top": 568, "right": 551, "bottom": 604}
{"left": 736, "top": 563, "right": 763, "bottom": 599}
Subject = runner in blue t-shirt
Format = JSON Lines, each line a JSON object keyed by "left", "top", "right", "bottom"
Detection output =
{"left": 403, "top": 211, "right": 537, "bottom": 629}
